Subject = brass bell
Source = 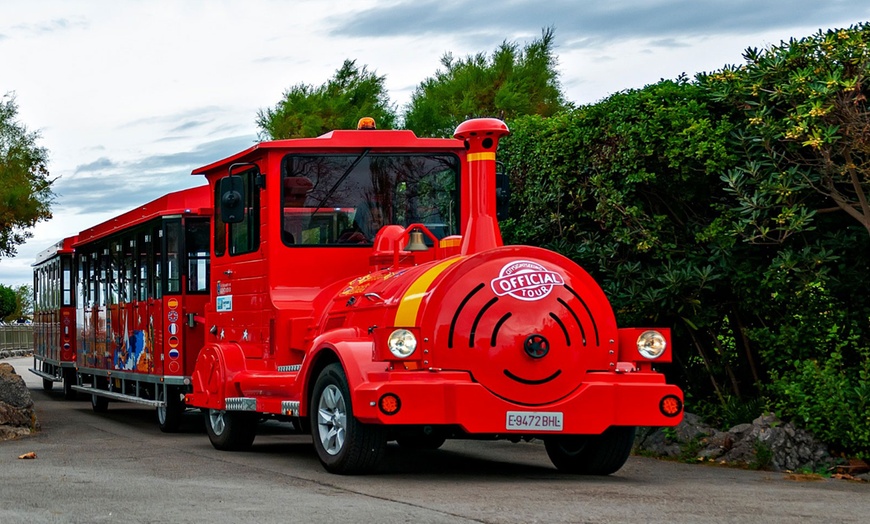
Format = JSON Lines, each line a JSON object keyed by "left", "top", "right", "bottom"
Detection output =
{"left": 405, "top": 228, "right": 428, "bottom": 251}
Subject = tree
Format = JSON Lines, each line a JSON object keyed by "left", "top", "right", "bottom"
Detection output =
{"left": 403, "top": 27, "right": 569, "bottom": 137}
{"left": 0, "top": 284, "right": 16, "bottom": 319}
{"left": 10, "top": 284, "right": 32, "bottom": 321}
{"left": 499, "top": 79, "right": 751, "bottom": 412}
{"left": 703, "top": 23, "right": 870, "bottom": 240}
{"left": 257, "top": 60, "right": 397, "bottom": 139}
{"left": 500, "top": 71, "right": 870, "bottom": 456}
{"left": 0, "top": 93, "right": 54, "bottom": 257}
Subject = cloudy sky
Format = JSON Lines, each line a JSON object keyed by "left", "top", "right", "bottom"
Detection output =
{"left": 1, "top": 0, "right": 868, "bottom": 287}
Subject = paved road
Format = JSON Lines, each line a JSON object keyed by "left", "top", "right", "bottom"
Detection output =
{"left": 1, "top": 356, "right": 868, "bottom": 523}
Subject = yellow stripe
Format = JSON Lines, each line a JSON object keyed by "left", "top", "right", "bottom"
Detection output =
{"left": 395, "top": 257, "right": 462, "bottom": 326}
{"left": 467, "top": 152, "right": 496, "bottom": 162}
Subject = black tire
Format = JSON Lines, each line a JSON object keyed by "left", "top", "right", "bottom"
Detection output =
{"left": 544, "top": 426, "right": 637, "bottom": 475}
{"left": 311, "top": 363, "right": 385, "bottom": 474}
{"left": 90, "top": 376, "right": 109, "bottom": 413}
{"left": 205, "top": 409, "right": 257, "bottom": 451}
{"left": 396, "top": 434, "right": 446, "bottom": 450}
{"left": 157, "top": 386, "right": 185, "bottom": 433}
{"left": 42, "top": 378, "right": 54, "bottom": 392}
{"left": 63, "top": 369, "right": 77, "bottom": 400}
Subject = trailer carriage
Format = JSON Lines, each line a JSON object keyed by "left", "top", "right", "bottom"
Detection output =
{"left": 70, "top": 185, "right": 212, "bottom": 432}
{"left": 30, "top": 236, "right": 78, "bottom": 398}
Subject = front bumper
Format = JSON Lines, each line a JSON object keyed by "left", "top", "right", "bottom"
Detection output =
{"left": 353, "top": 369, "right": 683, "bottom": 434}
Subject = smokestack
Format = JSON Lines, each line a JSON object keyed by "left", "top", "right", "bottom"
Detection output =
{"left": 453, "top": 118, "right": 510, "bottom": 255}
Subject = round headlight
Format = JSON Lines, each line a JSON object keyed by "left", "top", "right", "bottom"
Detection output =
{"left": 637, "top": 330, "right": 667, "bottom": 359}
{"left": 388, "top": 329, "right": 417, "bottom": 358}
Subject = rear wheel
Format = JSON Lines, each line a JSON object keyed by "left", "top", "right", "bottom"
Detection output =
{"left": 41, "top": 363, "right": 55, "bottom": 391}
{"left": 205, "top": 409, "right": 257, "bottom": 451}
{"left": 63, "top": 369, "right": 77, "bottom": 400}
{"left": 544, "top": 426, "right": 637, "bottom": 475}
{"left": 311, "top": 363, "right": 385, "bottom": 474}
{"left": 157, "top": 386, "right": 185, "bottom": 433}
{"left": 90, "top": 377, "right": 109, "bottom": 412}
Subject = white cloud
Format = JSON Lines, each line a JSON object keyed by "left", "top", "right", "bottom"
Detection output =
{"left": 1, "top": 0, "right": 867, "bottom": 286}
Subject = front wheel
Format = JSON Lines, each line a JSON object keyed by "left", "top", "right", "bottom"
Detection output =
{"left": 205, "top": 409, "right": 257, "bottom": 451}
{"left": 544, "top": 426, "right": 637, "bottom": 475}
{"left": 311, "top": 363, "right": 385, "bottom": 474}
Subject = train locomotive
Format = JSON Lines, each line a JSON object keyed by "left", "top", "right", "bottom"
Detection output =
{"left": 34, "top": 116, "right": 683, "bottom": 475}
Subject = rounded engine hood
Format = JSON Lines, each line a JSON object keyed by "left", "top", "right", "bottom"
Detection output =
{"left": 420, "top": 246, "right": 618, "bottom": 405}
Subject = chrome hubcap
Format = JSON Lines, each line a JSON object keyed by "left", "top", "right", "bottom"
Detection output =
{"left": 317, "top": 384, "right": 346, "bottom": 455}
{"left": 157, "top": 390, "right": 166, "bottom": 424}
{"left": 209, "top": 410, "right": 226, "bottom": 436}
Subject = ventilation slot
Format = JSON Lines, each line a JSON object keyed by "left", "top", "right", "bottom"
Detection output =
{"left": 557, "top": 297, "right": 585, "bottom": 345}
{"left": 448, "top": 283, "right": 484, "bottom": 348}
{"left": 489, "top": 312, "right": 512, "bottom": 347}
{"left": 549, "top": 312, "right": 571, "bottom": 346}
{"left": 469, "top": 297, "right": 498, "bottom": 348}
{"left": 564, "top": 285, "right": 599, "bottom": 345}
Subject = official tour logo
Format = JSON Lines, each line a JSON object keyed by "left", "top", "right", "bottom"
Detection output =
{"left": 490, "top": 260, "right": 565, "bottom": 301}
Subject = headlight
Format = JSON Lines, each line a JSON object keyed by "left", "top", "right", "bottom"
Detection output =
{"left": 388, "top": 329, "right": 417, "bottom": 358}
{"left": 637, "top": 330, "right": 667, "bottom": 359}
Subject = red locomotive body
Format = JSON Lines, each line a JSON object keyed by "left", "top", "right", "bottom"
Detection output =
{"left": 70, "top": 185, "right": 212, "bottom": 431}
{"left": 30, "top": 235, "right": 79, "bottom": 398}
{"left": 185, "top": 118, "right": 684, "bottom": 474}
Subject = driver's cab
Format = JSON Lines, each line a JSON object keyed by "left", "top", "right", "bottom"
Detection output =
{"left": 276, "top": 152, "right": 461, "bottom": 248}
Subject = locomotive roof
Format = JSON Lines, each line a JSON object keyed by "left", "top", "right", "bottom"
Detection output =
{"left": 192, "top": 129, "right": 465, "bottom": 176}
{"left": 74, "top": 185, "right": 211, "bottom": 247}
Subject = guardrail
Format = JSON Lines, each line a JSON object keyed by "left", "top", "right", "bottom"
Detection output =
{"left": 0, "top": 325, "right": 32, "bottom": 357}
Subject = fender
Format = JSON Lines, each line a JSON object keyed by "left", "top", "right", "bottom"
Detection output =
{"left": 302, "top": 327, "right": 379, "bottom": 417}
{"left": 187, "top": 342, "right": 246, "bottom": 410}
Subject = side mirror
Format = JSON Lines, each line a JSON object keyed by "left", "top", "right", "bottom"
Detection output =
{"left": 495, "top": 161, "right": 510, "bottom": 221}
{"left": 219, "top": 175, "right": 245, "bottom": 223}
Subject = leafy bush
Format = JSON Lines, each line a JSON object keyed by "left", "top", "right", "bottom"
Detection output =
{"left": 499, "top": 23, "right": 870, "bottom": 458}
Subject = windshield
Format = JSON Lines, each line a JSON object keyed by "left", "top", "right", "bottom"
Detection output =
{"left": 280, "top": 153, "right": 460, "bottom": 246}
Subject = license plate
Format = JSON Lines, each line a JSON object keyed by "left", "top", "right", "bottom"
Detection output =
{"left": 506, "top": 411, "right": 564, "bottom": 432}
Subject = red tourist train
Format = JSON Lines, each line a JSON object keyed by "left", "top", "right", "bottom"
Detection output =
{"left": 33, "top": 117, "right": 683, "bottom": 474}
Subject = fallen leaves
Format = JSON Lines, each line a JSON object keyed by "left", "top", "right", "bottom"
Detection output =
{"left": 18, "top": 451, "right": 37, "bottom": 459}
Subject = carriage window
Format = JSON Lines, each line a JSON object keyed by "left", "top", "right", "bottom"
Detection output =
{"left": 137, "top": 231, "right": 150, "bottom": 300}
{"left": 280, "top": 153, "right": 460, "bottom": 246}
{"left": 186, "top": 218, "right": 210, "bottom": 293}
{"left": 61, "top": 255, "right": 73, "bottom": 307}
{"left": 153, "top": 226, "right": 163, "bottom": 299}
{"left": 123, "top": 237, "right": 135, "bottom": 302}
{"left": 165, "top": 220, "right": 181, "bottom": 294}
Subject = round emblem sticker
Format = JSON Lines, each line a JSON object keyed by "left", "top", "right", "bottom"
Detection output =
{"left": 169, "top": 348, "right": 179, "bottom": 359}
{"left": 168, "top": 298, "right": 179, "bottom": 309}
{"left": 167, "top": 311, "right": 179, "bottom": 322}
{"left": 490, "top": 260, "right": 565, "bottom": 301}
